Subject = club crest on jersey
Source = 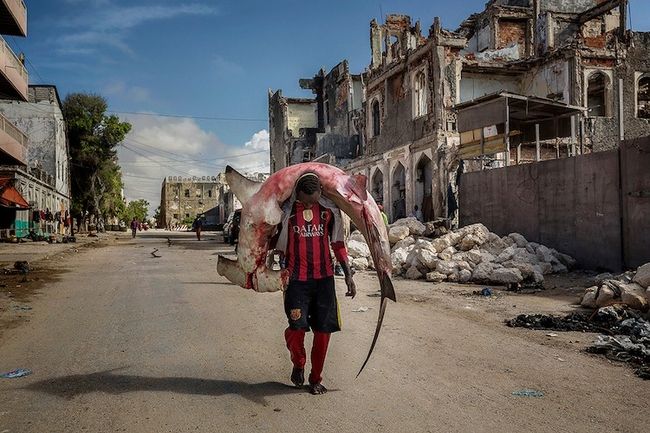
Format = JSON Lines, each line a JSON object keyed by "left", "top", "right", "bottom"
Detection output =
{"left": 302, "top": 209, "right": 313, "bottom": 222}
{"left": 290, "top": 309, "right": 302, "bottom": 321}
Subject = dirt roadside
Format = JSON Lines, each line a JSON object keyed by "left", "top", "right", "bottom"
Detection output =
{"left": 0, "top": 233, "right": 128, "bottom": 339}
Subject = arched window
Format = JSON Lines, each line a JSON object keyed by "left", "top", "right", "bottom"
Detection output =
{"left": 638, "top": 74, "right": 650, "bottom": 119}
{"left": 372, "top": 100, "right": 381, "bottom": 137}
{"left": 413, "top": 71, "right": 427, "bottom": 118}
{"left": 587, "top": 72, "right": 610, "bottom": 117}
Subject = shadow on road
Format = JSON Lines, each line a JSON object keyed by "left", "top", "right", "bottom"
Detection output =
{"left": 24, "top": 369, "right": 301, "bottom": 405}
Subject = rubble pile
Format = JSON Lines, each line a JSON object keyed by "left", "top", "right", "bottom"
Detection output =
{"left": 580, "top": 262, "right": 650, "bottom": 312}
{"left": 507, "top": 306, "right": 650, "bottom": 379}
{"left": 347, "top": 218, "right": 576, "bottom": 286}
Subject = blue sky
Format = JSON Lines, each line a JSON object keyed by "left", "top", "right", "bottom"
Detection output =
{"left": 12, "top": 0, "right": 650, "bottom": 207}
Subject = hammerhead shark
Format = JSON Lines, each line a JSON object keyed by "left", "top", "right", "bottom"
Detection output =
{"left": 217, "top": 163, "right": 396, "bottom": 376}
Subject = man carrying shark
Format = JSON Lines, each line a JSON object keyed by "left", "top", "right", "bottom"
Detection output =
{"left": 273, "top": 172, "right": 356, "bottom": 395}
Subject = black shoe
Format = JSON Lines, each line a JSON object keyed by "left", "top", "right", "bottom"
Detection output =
{"left": 290, "top": 367, "right": 304, "bottom": 388}
{"left": 309, "top": 383, "right": 327, "bottom": 395}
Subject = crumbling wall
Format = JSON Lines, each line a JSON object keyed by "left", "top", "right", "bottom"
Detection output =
{"left": 620, "top": 32, "right": 650, "bottom": 142}
{"left": 286, "top": 102, "right": 317, "bottom": 137}
{"left": 521, "top": 59, "right": 570, "bottom": 102}
{"left": 460, "top": 72, "right": 519, "bottom": 102}
{"left": 539, "top": 0, "right": 597, "bottom": 14}
{"left": 268, "top": 90, "right": 289, "bottom": 172}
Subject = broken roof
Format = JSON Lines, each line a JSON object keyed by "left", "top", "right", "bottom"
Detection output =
{"left": 455, "top": 92, "right": 586, "bottom": 133}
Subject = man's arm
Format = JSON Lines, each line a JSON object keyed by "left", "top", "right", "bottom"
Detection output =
{"left": 332, "top": 241, "right": 356, "bottom": 299}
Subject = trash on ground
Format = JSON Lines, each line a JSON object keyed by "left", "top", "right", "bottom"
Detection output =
{"left": 352, "top": 306, "right": 369, "bottom": 313}
{"left": 1, "top": 368, "right": 32, "bottom": 379}
{"left": 512, "top": 389, "right": 544, "bottom": 397}
{"left": 507, "top": 305, "right": 650, "bottom": 379}
{"left": 546, "top": 333, "right": 558, "bottom": 337}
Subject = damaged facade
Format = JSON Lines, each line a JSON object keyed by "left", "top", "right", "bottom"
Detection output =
{"left": 159, "top": 172, "right": 268, "bottom": 229}
{"left": 269, "top": 0, "right": 650, "bottom": 224}
{"left": 0, "top": 85, "right": 71, "bottom": 238}
{"left": 268, "top": 60, "right": 364, "bottom": 172}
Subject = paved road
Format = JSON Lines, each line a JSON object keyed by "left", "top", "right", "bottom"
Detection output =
{"left": 0, "top": 231, "right": 647, "bottom": 433}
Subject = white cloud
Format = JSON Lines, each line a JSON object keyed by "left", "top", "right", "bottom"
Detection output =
{"left": 118, "top": 115, "right": 269, "bottom": 211}
{"left": 212, "top": 55, "right": 244, "bottom": 76}
{"left": 104, "top": 81, "right": 152, "bottom": 103}
{"left": 54, "top": 2, "right": 218, "bottom": 56}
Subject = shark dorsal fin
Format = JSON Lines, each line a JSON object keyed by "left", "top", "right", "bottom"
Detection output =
{"left": 225, "top": 165, "right": 263, "bottom": 205}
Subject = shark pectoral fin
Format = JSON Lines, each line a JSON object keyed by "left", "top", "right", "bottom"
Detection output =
{"left": 356, "top": 270, "right": 395, "bottom": 377}
{"left": 217, "top": 255, "right": 248, "bottom": 288}
{"left": 357, "top": 295, "right": 388, "bottom": 377}
{"left": 225, "top": 165, "right": 263, "bottom": 205}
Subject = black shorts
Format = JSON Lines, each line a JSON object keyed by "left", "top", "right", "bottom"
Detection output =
{"left": 284, "top": 276, "right": 341, "bottom": 333}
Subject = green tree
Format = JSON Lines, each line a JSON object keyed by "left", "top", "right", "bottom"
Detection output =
{"left": 121, "top": 199, "right": 150, "bottom": 223}
{"left": 152, "top": 206, "right": 161, "bottom": 227}
{"left": 63, "top": 93, "right": 131, "bottom": 220}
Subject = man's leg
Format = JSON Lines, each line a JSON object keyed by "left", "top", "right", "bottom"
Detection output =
{"left": 284, "top": 327, "right": 306, "bottom": 387}
{"left": 308, "top": 331, "right": 331, "bottom": 394}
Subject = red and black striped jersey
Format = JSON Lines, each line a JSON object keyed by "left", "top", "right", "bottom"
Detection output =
{"left": 286, "top": 201, "right": 335, "bottom": 281}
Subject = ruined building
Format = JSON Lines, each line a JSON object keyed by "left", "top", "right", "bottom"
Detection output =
{"left": 269, "top": 0, "right": 650, "bottom": 224}
{"left": 159, "top": 175, "right": 229, "bottom": 230}
{"left": 268, "top": 60, "right": 364, "bottom": 172}
{"left": 0, "top": 85, "right": 72, "bottom": 238}
{"left": 159, "top": 172, "right": 268, "bottom": 229}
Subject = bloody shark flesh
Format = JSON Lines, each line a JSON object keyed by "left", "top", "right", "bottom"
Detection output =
{"left": 217, "top": 163, "right": 396, "bottom": 375}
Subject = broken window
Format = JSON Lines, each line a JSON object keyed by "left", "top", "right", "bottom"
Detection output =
{"left": 587, "top": 72, "right": 610, "bottom": 117}
{"left": 413, "top": 71, "right": 427, "bottom": 118}
{"left": 637, "top": 75, "right": 650, "bottom": 119}
{"left": 208, "top": 190, "right": 212, "bottom": 198}
{"left": 372, "top": 100, "right": 381, "bottom": 137}
{"left": 184, "top": 189, "right": 190, "bottom": 197}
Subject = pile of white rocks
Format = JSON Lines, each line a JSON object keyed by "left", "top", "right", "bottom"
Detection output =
{"left": 346, "top": 217, "right": 576, "bottom": 286}
{"left": 580, "top": 263, "right": 650, "bottom": 312}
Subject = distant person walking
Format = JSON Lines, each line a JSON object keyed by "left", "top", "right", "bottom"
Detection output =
{"left": 193, "top": 215, "right": 204, "bottom": 241}
{"left": 130, "top": 218, "right": 138, "bottom": 238}
{"left": 378, "top": 204, "right": 389, "bottom": 226}
{"left": 411, "top": 205, "right": 423, "bottom": 222}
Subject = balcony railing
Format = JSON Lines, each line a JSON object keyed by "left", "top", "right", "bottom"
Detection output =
{"left": 0, "top": 34, "right": 28, "bottom": 100}
{"left": 1, "top": 0, "right": 27, "bottom": 36}
{"left": 0, "top": 111, "right": 27, "bottom": 164}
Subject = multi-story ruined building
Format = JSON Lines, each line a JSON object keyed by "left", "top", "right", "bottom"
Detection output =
{"left": 159, "top": 175, "right": 228, "bottom": 229}
{"left": 268, "top": 60, "right": 364, "bottom": 172}
{"left": 159, "top": 172, "right": 268, "bottom": 229}
{"left": 270, "top": 0, "right": 650, "bottom": 224}
{"left": 0, "top": 85, "right": 72, "bottom": 237}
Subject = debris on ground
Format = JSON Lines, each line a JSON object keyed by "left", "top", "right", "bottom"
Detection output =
{"left": 352, "top": 306, "right": 369, "bottom": 313}
{"left": 507, "top": 305, "right": 650, "bottom": 379}
{"left": 511, "top": 389, "right": 544, "bottom": 398}
{"left": 347, "top": 220, "right": 575, "bottom": 286}
{"left": 1, "top": 368, "right": 32, "bottom": 379}
{"left": 580, "top": 262, "right": 650, "bottom": 311}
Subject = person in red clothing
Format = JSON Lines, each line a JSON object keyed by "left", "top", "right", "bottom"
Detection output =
{"left": 273, "top": 172, "right": 356, "bottom": 395}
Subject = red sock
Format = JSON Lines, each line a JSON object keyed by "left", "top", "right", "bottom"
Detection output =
{"left": 284, "top": 327, "right": 306, "bottom": 369}
{"left": 309, "top": 331, "right": 331, "bottom": 384}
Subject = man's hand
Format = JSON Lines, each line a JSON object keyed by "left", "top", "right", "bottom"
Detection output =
{"left": 340, "top": 261, "right": 356, "bottom": 299}
{"left": 345, "top": 274, "right": 356, "bottom": 299}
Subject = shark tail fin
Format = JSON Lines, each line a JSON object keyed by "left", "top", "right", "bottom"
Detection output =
{"left": 225, "top": 165, "right": 263, "bottom": 205}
